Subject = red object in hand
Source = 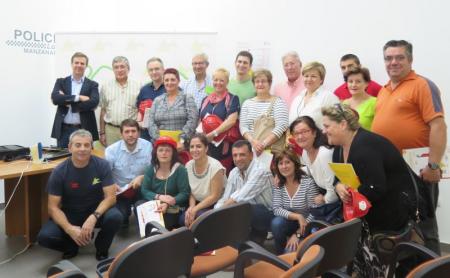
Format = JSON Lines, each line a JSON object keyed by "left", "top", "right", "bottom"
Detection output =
{"left": 343, "top": 188, "right": 372, "bottom": 221}
{"left": 288, "top": 138, "right": 303, "bottom": 155}
{"left": 138, "top": 99, "right": 153, "bottom": 117}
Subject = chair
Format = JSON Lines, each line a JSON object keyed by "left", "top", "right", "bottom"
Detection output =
{"left": 96, "top": 227, "right": 194, "bottom": 278}
{"left": 146, "top": 202, "right": 253, "bottom": 277}
{"left": 386, "top": 242, "right": 439, "bottom": 278}
{"left": 407, "top": 254, "right": 450, "bottom": 278}
{"left": 46, "top": 260, "right": 87, "bottom": 278}
{"left": 234, "top": 218, "right": 362, "bottom": 278}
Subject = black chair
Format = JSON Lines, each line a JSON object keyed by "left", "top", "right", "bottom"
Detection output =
{"left": 233, "top": 218, "right": 362, "bottom": 278}
{"left": 407, "top": 254, "right": 450, "bottom": 278}
{"left": 96, "top": 227, "right": 194, "bottom": 278}
{"left": 146, "top": 202, "right": 253, "bottom": 277}
{"left": 46, "top": 260, "right": 87, "bottom": 278}
{"left": 386, "top": 242, "right": 439, "bottom": 278}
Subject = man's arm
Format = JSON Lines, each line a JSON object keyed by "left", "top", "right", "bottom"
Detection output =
{"left": 48, "top": 194, "right": 88, "bottom": 246}
{"left": 230, "top": 168, "right": 272, "bottom": 203}
{"left": 77, "top": 81, "right": 100, "bottom": 111}
{"left": 99, "top": 107, "right": 107, "bottom": 145}
{"left": 422, "top": 117, "right": 447, "bottom": 183}
{"left": 51, "top": 78, "right": 76, "bottom": 106}
{"left": 80, "top": 184, "right": 117, "bottom": 242}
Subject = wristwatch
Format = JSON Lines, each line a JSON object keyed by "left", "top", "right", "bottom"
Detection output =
{"left": 428, "top": 162, "right": 440, "bottom": 170}
{"left": 92, "top": 211, "right": 101, "bottom": 220}
{"left": 296, "top": 232, "right": 302, "bottom": 239}
{"left": 213, "top": 130, "right": 219, "bottom": 137}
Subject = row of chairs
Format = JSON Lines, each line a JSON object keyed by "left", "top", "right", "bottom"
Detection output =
{"left": 47, "top": 203, "right": 450, "bottom": 278}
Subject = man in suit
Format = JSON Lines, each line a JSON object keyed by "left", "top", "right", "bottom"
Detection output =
{"left": 51, "top": 52, "right": 99, "bottom": 148}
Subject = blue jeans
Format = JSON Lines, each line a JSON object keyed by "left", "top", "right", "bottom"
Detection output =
{"left": 37, "top": 207, "right": 122, "bottom": 254}
{"left": 271, "top": 216, "right": 299, "bottom": 254}
{"left": 116, "top": 191, "right": 142, "bottom": 224}
{"left": 57, "top": 124, "right": 80, "bottom": 148}
{"left": 249, "top": 204, "right": 274, "bottom": 244}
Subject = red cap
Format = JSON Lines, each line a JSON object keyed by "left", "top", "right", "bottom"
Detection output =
{"left": 343, "top": 188, "right": 372, "bottom": 221}
{"left": 154, "top": 136, "right": 177, "bottom": 149}
{"left": 202, "top": 114, "right": 226, "bottom": 141}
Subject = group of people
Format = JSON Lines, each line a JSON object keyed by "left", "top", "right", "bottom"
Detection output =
{"left": 38, "top": 39, "right": 446, "bottom": 277}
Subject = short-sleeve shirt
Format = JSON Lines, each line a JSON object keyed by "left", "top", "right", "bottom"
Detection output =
{"left": 47, "top": 156, "right": 114, "bottom": 214}
{"left": 227, "top": 78, "right": 256, "bottom": 106}
{"left": 186, "top": 156, "right": 226, "bottom": 201}
{"left": 371, "top": 71, "right": 444, "bottom": 151}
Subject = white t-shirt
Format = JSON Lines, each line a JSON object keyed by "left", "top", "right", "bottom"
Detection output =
{"left": 289, "top": 86, "right": 339, "bottom": 127}
{"left": 301, "top": 146, "right": 338, "bottom": 204}
{"left": 186, "top": 156, "right": 226, "bottom": 201}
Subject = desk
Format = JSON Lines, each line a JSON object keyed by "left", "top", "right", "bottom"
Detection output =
{"left": 0, "top": 150, "right": 104, "bottom": 244}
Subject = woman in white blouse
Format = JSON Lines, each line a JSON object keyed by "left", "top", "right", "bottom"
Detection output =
{"left": 181, "top": 133, "right": 226, "bottom": 227}
{"left": 288, "top": 62, "right": 339, "bottom": 127}
{"left": 240, "top": 69, "right": 289, "bottom": 156}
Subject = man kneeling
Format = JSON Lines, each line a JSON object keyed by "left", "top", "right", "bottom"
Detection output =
{"left": 37, "top": 129, "right": 122, "bottom": 261}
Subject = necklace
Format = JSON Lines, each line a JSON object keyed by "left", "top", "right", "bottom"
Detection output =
{"left": 193, "top": 162, "right": 210, "bottom": 179}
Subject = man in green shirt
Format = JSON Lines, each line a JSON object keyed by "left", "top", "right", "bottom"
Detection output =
{"left": 227, "top": 50, "right": 256, "bottom": 105}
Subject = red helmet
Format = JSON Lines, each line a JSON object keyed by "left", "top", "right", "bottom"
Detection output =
{"left": 202, "top": 114, "right": 226, "bottom": 141}
{"left": 138, "top": 99, "right": 153, "bottom": 116}
{"left": 343, "top": 188, "right": 372, "bottom": 221}
{"left": 154, "top": 136, "right": 177, "bottom": 149}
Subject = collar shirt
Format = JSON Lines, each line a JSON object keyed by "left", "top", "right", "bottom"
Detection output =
{"left": 182, "top": 74, "right": 213, "bottom": 109}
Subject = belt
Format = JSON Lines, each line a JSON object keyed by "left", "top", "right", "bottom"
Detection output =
{"left": 106, "top": 122, "right": 120, "bottom": 128}
{"left": 63, "top": 123, "right": 81, "bottom": 128}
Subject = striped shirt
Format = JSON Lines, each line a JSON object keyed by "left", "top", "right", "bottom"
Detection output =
{"left": 272, "top": 176, "right": 320, "bottom": 222}
{"left": 100, "top": 79, "right": 141, "bottom": 125}
{"left": 182, "top": 75, "right": 213, "bottom": 109}
{"left": 215, "top": 158, "right": 273, "bottom": 209}
{"left": 147, "top": 92, "right": 199, "bottom": 141}
{"left": 239, "top": 97, "right": 289, "bottom": 138}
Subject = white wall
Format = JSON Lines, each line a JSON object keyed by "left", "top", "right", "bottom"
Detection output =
{"left": 1, "top": 0, "right": 449, "bottom": 241}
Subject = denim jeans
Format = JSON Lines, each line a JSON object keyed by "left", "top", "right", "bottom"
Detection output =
{"left": 271, "top": 216, "right": 299, "bottom": 254}
{"left": 249, "top": 204, "right": 274, "bottom": 244}
{"left": 37, "top": 207, "right": 122, "bottom": 254}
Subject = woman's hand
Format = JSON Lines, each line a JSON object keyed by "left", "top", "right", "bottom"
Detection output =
{"left": 156, "top": 202, "right": 168, "bottom": 213}
{"left": 251, "top": 139, "right": 265, "bottom": 156}
{"left": 184, "top": 206, "right": 197, "bottom": 227}
{"left": 314, "top": 194, "right": 325, "bottom": 205}
{"left": 159, "top": 195, "right": 176, "bottom": 206}
{"left": 206, "top": 132, "right": 215, "bottom": 142}
{"left": 285, "top": 233, "right": 300, "bottom": 253}
{"left": 336, "top": 183, "right": 351, "bottom": 203}
{"left": 297, "top": 214, "right": 307, "bottom": 236}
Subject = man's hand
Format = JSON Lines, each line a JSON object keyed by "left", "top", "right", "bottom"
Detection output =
{"left": 130, "top": 176, "right": 144, "bottom": 189}
{"left": 421, "top": 166, "right": 442, "bottom": 183}
{"left": 65, "top": 225, "right": 86, "bottom": 246}
{"left": 80, "top": 215, "right": 97, "bottom": 245}
{"left": 159, "top": 195, "right": 176, "bottom": 206}
{"left": 79, "top": 95, "right": 90, "bottom": 102}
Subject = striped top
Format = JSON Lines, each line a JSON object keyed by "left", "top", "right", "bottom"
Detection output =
{"left": 100, "top": 79, "right": 141, "bottom": 125}
{"left": 272, "top": 176, "right": 320, "bottom": 222}
{"left": 239, "top": 97, "right": 289, "bottom": 139}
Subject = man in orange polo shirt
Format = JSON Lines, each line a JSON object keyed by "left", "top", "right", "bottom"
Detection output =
{"left": 372, "top": 40, "right": 447, "bottom": 254}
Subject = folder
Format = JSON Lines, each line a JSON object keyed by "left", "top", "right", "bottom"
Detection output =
{"left": 328, "top": 162, "right": 361, "bottom": 189}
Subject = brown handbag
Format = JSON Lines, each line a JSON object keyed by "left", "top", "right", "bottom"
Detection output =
{"left": 253, "top": 97, "right": 286, "bottom": 154}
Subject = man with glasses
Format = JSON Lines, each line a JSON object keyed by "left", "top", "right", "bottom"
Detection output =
{"left": 182, "top": 53, "right": 213, "bottom": 108}
{"left": 372, "top": 40, "right": 447, "bottom": 254}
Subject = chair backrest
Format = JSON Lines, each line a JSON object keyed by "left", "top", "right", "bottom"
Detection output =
{"left": 189, "top": 202, "right": 252, "bottom": 255}
{"left": 280, "top": 245, "right": 324, "bottom": 278}
{"left": 107, "top": 227, "right": 195, "bottom": 278}
{"left": 407, "top": 254, "right": 450, "bottom": 278}
{"left": 48, "top": 270, "right": 87, "bottom": 278}
{"left": 295, "top": 218, "right": 362, "bottom": 276}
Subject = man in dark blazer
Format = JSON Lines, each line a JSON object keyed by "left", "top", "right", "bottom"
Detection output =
{"left": 51, "top": 52, "right": 99, "bottom": 148}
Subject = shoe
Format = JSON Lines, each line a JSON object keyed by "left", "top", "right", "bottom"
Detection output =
{"left": 62, "top": 249, "right": 78, "bottom": 260}
{"left": 96, "top": 250, "right": 109, "bottom": 261}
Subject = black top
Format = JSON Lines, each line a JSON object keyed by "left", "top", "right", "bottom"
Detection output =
{"left": 333, "top": 128, "right": 411, "bottom": 232}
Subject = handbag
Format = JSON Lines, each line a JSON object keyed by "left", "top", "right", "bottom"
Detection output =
{"left": 253, "top": 97, "right": 286, "bottom": 153}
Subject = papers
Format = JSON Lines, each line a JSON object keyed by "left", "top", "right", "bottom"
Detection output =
{"left": 142, "top": 108, "right": 151, "bottom": 128}
{"left": 136, "top": 200, "right": 165, "bottom": 238}
{"left": 116, "top": 183, "right": 132, "bottom": 195}
{"left": 403, "top": 147, "right": 450, "bottom": 179}
{"left": 328, "top": 163, "right": 361, "bottom": 189}
{"left": 160, "top": 130, "right": 182, "bottom": 143}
